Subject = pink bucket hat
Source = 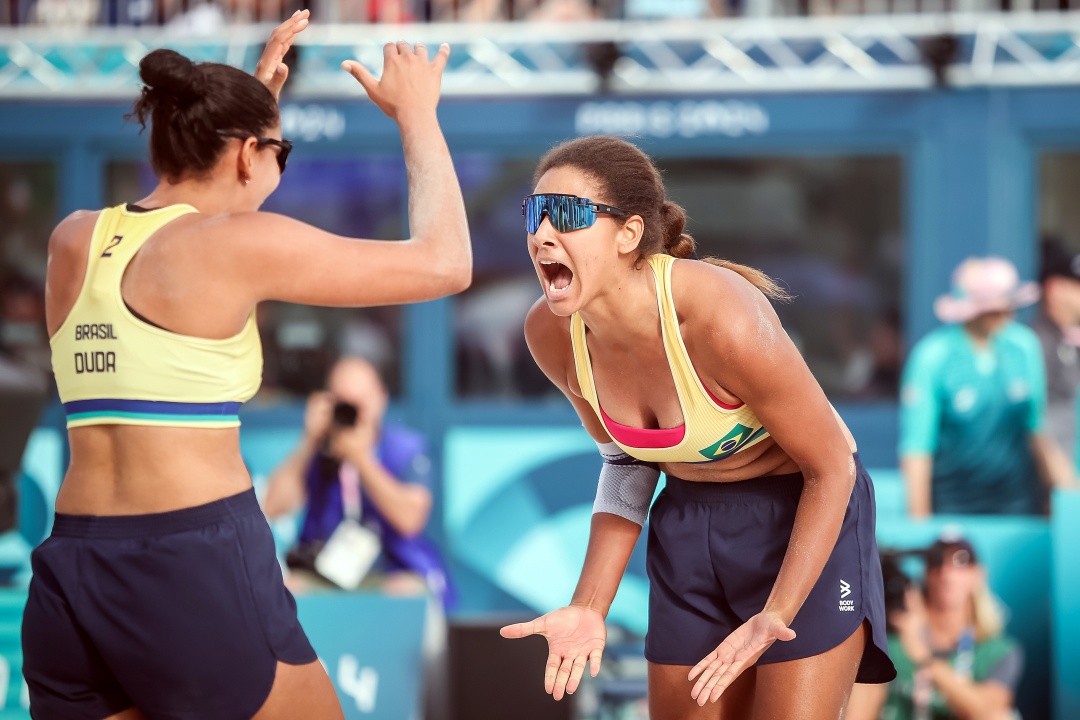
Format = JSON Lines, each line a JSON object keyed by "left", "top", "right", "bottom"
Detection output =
{"left": 933, "top": 257, "right": 1040, "bottom": 324}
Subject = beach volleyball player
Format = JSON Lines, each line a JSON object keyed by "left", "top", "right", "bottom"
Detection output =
{"left": 501, "top": 137, "right": 895, "bottom": 719}
{"left": 22, "top": 15, "right": 470, "bottom": 720}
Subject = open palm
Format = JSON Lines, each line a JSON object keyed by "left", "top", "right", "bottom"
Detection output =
{"left": 255, "top": 9, "right": 309, "bottom": 99}
{"left": 688, "top": 610, "right": 796, "bottom": 706}
{"left": 500, "top": 605, "right": 606, "bottom": 700}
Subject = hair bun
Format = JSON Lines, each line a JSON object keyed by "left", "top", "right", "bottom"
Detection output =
{"left": 660, "top": 200, "right": 696, "bottom": 259}
{"left": 139, "top": 49, "right": 206, "bottom": 107}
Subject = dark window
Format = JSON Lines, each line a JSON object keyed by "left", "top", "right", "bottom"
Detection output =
{"left": 1041, "top": 153, "right": 1080, "bottom": 251}
{"left": 0, "top": 162, "right": 56, "bottom": 389}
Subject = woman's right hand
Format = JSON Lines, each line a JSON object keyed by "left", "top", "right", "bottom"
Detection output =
{"left": 500, "top": 605, "right": 607, "bottom": 701}
{"left": 341, "top": 42, "right": 450, "bottom": 124}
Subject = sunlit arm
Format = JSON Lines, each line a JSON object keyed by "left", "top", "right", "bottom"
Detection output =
{"left": 1029, "top": 433, "right": 1078, "bottom": 490}
{"left": 571, "top": 513, "right": 642, "bottom": 616}
{"left": 902, "top": 453, "right": 933, "bottom": 518}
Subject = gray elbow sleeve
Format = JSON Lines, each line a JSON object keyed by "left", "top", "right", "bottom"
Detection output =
{"left": 593, "top": 441, "right": 661, "bottom": 527}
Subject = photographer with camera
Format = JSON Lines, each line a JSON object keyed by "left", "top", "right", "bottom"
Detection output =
{"left": 263, "top": 356, "right": 452, "bottom": 606}
{"left": 848, "top": 534, "right": 1023, "bottom": 720}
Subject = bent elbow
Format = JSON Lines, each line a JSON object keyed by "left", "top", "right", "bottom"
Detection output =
{"left": 430, "top": 256, "right": 472, "bottom": 297}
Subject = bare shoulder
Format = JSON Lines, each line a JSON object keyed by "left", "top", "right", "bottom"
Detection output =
{"left": 48, "top": 209, "right": 101, "bottom": 258}
{"left": 45, "top": 210, "right": 103, "bottom": 336}
{"left": 524, "top": 297, "right": 574, "bottom": 391}
{"left": 187, "top": 210, "right": 296, "bottom": 249}
{"left": 669, "top": 257, "right": 781, "bottom": 341}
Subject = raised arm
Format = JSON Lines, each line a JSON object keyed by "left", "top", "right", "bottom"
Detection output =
{"left": 500, "top": 299, "right": 651, "bottom": 700}
{"left": 212, "top": 41, "right": 471, "bottom": 309}
{"left": 899, "top": 334, "right": 945, "bottom": 518}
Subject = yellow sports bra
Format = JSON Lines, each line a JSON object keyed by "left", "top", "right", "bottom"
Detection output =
{"left": 50, "top": 203, "right": 262, "bottom": 429}
{"left": 571, "top": 253, "right": 770, "bottom": 464}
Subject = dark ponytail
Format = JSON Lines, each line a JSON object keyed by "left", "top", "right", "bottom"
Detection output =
{"left": 535, "top": 136, "right": 790, "bottom": 301}
{"left": 660, "top": 200, "right": 696, "bottom": 260}
{"left": 127, "top": 49, "right": 279, "bottom": 182}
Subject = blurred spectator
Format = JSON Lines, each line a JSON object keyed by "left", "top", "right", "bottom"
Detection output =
{"left": 1032, "top": 237, "right": 1080, "bottom": 468}
{"left": 899, "top": 257, "right": 1075, "bottom": 517}
{"left": 528, "top": 0, "right": 597, "bottom": 19}
{"left": 623, "top": 0, "right": 721, "bottom": 18}
{"left": 262, "top": 356, "right": 453, "bottom": 607}
{"left": 848, "top": 534, "right": 1023, "bottom": 720}
{"left": 29, "top": 0, "right": 99, "bottom": 24}
{"left": 262, "top": 356, "right": 452, "bottom": 720}
{"left": 0, "top": 273, "right": 51, "bottom": 390}
{"left": 333, "top": 0, "right": 413, "bottom": 23}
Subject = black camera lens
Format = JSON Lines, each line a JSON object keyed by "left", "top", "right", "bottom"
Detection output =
{"left": 332, "top": 401, "right": 359, "bottom": 427}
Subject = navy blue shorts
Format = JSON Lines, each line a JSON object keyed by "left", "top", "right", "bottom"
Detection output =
{"left": 645, "top": 453, "right": 896, "bottom": 683}
{"left": 22, "top": 489, "right": 318, "bottom": 720}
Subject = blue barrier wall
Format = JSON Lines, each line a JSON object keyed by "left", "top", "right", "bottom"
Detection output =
{"left": 1052, "top": 491, "right": 1080, "bottom": 720}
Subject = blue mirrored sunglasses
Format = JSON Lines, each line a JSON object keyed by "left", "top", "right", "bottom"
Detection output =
{"left": 522, "top": 193, "right": 629, "bottom": 234}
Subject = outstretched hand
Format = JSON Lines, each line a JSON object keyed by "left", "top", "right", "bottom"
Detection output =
{"left": 341, "top": 41, "right": 450, "bottom": 124}
{"left": 255, "top": 9, "right": 309, "bottom": 100}
{"left": 500, "top": 605, "right": 606, "bottom": 701}
{"left": 688, "top": 611, "right": 796, "bottom": 706}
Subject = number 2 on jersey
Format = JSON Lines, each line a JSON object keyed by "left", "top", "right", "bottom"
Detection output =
{"left": 101, "top": 235, "right": 123, "bottom": 258}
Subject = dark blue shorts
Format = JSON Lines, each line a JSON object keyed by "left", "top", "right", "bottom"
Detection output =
{"left": 645, "top": 453, "right": 896, "bottom": 683}
{"left": 22, "top": 489, "right": 318, "bottom": 720}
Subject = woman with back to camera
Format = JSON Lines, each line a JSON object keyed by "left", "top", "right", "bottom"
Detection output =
{"left": 22, "top": 13, "right": 470, "bottom": 720}
{"left": 500, "top": 136, "right": 896, "bottom": 719}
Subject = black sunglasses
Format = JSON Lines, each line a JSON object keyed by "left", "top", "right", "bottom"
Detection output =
{"left": 216, "top": 130, "right": 292, "bottom": 174}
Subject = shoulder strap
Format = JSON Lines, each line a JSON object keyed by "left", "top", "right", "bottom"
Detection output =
{"left": 648, "top": 254, "right": 701, "bottom": 411}
{"left": 569, "top": 312, "right": 600, "bottom": 409}
{"left": 83, "top": 204, "right": 199, "bottom": 300}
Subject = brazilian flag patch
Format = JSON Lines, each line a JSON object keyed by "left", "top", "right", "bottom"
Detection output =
{"left": 698, "top": 424, "right": 768, "bottom": 460}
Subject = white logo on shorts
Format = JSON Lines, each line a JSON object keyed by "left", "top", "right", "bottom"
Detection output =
{"left": 839, "top": 579, "right": 855, "bottom": 611}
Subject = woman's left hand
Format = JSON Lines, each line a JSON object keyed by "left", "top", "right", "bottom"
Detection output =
{"left": 255, "top": 9, "right": 310, "bottom": 100}
{"left": 688, "top": 610, "right": 796, "bottom": 706}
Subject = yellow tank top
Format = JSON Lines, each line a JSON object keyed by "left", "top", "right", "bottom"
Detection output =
{"left": 571, "top": 253, "right": 770, "bottom": 464}
{"left": 50, "top": 203, "right": 262, "bottom": 429}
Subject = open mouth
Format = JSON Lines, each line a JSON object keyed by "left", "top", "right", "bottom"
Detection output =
{"left": 540, "top": 260, "right": 574, "bottom": 296}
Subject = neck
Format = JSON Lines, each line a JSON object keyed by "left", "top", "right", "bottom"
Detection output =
{"left": 963, "top": 322, "right": 992, "bottom": 347}
{"left": 927, "top": 603, "right": 970, "bottom": 647}
{"left": 577, "top": 262, "right": 659, "bottom": 347}
{"left": 138, "top": 177, "right": 248, "bottom": 216}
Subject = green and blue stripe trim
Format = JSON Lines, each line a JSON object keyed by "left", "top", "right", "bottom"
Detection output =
{"left": 65, "top": 399, "right": 241, "bottom": 424}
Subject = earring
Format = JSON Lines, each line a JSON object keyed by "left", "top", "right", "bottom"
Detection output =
{"left": 244, "top": 178, "right": 250, "bottom": 185}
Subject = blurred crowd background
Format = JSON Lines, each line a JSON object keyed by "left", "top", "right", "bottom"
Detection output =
{"left": 2, "top": 2, "right": 1080, "bottom": 719}
{"left": 4, "top": 0, "right": 1080, "bottom": 27}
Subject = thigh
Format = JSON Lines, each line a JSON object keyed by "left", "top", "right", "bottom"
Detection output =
{"left": 751, "top": 621, "right": 868, "bottom": 720}
{"left": 648, "top": 663, "right": 756, "bottom": 720}
{"left": 252, "top": 661, "right": 343, "bottom": 720}
{"left": 103, "top": 710, "right": 147, "bottom": 720}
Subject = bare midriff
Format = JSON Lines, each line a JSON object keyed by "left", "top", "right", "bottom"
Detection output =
{"left": 56, "top": 426, "right": 253, "bottom": 516}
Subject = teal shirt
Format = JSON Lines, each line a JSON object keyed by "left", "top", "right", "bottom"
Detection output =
{"left": 900, "top": 323, "right": 1046, "bottom": 514}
